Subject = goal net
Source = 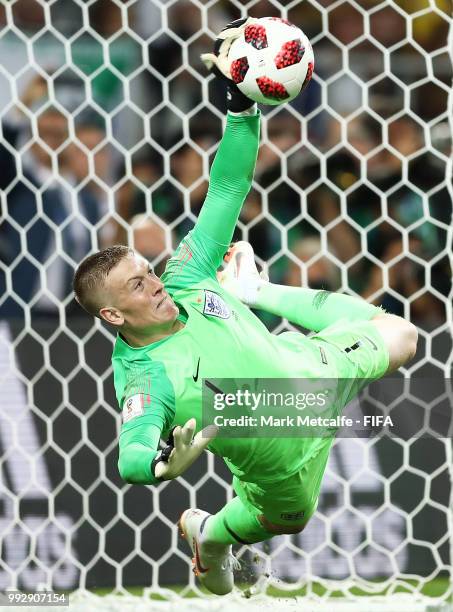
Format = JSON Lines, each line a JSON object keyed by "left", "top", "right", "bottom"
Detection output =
{"left": 0, "top": 0, "right": 452, "bottom": 609}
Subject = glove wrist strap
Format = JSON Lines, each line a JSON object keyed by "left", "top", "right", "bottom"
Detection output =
{"left": 150, "top": 454, "right": 164, "bottom": 482}
{"left": 226, "top": 84, "right": 255, "bottom": 112}
{"left": 150, "top": 428, "right": 175, "bottom": 481}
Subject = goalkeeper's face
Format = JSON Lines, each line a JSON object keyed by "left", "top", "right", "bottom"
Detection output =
{"left": 100, "top": 252, "right": 178, "bottom": 330}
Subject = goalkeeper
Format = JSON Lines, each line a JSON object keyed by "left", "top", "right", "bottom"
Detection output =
{"left": 73, "top": 19, "right": 418, "bottom": 597}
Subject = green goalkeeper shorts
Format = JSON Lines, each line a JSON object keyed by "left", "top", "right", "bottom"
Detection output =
{"left": 313, "top": 317, "right": 390, "bottom": 384}
{"left": 233, "top": 446, "right": 331, "bottom": 528}
{"left": 233, "top": 318, "right": 390, "bottom": 527}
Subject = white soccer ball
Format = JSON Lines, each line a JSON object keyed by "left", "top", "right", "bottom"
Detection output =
{"left": 228, "top": 17, "right": 314, "bottom": 106}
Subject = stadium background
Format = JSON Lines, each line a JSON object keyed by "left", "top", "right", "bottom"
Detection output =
{"left": 0, "top": 0, "right": 451, "bottom": 605}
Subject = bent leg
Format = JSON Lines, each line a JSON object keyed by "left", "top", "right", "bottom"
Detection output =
{"left": 201, "top": 496, "right": 274, "bottom": 546}
{"left": 370, "top": 314, "right": 418, "bottom": 374}
{"left": 312, "top": 313, "right": 417, "bottom": 384}
{"left": 240, "top": 453, "right": 327, "bottom": 536}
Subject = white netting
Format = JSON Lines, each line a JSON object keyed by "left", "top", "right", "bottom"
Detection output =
{"left": 0, "top": 0, "right": 452, "bottom": 609}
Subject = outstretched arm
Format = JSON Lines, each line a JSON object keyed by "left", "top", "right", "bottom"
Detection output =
{"left": 162, "top": 111, "right": 260, "bottom": 292}
{"left": 161, "top": 20, "right": 260, "bottom": 292}
{"left": 194, "top": 16, "right": 261, "bottom": 254}
{"left": 194, "top": 109, "right": 260, "bottom": 253}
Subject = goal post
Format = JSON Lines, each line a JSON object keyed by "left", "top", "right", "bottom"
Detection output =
{"left": 0, "top": 0, "right": 452, "bottom": 609}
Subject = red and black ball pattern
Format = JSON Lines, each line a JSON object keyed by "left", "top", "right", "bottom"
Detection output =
{"left": 256, "top": 76, "right": 290, "bottom": 100}
{"left": 275, "top": 39, "right": 304, "bottom": 69}
{"left": 301, "top": 61, "right": 314, "bottom": 91}
{"left": 244, "top": 24, "right": 268, "bottom": 50}
{"left": 230, "top": 56, "right": 249, "bottom": 84}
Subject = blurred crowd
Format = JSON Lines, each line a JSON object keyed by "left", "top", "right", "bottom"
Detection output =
{"left": 0, "top": 0, "right": 451, "bottom": 330}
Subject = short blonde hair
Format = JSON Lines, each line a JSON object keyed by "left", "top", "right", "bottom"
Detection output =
{"left": 73, "top": 245, "right": 133, "bottom": 317}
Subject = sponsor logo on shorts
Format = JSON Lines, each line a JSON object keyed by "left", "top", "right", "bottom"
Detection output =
{"left": 203, "top": 290, "right": 231, "bottom": 319}
{"left": 280, "top": 510, "right": 305, "bottom": 521}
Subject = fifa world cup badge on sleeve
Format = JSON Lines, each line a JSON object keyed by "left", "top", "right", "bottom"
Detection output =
{"left": 122, "top": 394, "right": 145, "bottom": 423}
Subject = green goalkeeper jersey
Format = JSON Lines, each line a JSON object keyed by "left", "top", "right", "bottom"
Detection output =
{"left": 112, "top": 111, "right": 333, "bottom": 486}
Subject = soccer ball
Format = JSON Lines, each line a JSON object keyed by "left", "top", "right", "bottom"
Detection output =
{"left": 228, "top": 17, "right": 314, "bottom": 106}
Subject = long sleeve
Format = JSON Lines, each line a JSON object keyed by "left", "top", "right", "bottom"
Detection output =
{"left": 118, "top": 419, "right": 163, "bottom": 485}
{"left": 253, "top": 284, "right": 383, "bottom": 332}
{"left": 161, "top": 111, "right": 260, "bottom": 293}
{"left": 113, "top": 348, "right": 176, "bottom": 486}
{"left": 194, "top": 111, "right": 260, "bottom": 250}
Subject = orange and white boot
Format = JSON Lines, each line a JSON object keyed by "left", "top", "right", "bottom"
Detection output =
{"left": 179, "top": 508, "right": 240, "bottom": 596}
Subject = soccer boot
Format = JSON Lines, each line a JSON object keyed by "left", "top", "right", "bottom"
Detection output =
{"left": 217, "top": 241, "right": 268, "bottom": 305}
{"left": 179, "top": 508, "right": 240, "bottom": 596}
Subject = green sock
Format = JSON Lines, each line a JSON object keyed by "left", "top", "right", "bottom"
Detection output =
{"left": 201, "top": 497, "right": 273, "bottom": 546}
{"left": 254, "top": 283, "right": 382, "bottom": 332}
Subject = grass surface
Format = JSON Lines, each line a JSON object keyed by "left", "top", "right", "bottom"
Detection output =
{"left": 86, "top": 577, "right": 451, "bottom": 600}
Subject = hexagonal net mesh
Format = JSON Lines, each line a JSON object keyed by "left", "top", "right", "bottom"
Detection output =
{"left": 0, "top": 0, "right": 452, "bottom": 608}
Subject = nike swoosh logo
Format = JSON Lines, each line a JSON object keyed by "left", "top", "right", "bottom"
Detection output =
{"left": 193, "top": 539, "right": 209, "bottom": 574}
{"left": 192, "top": 357, "right": 201, "bottom": 382}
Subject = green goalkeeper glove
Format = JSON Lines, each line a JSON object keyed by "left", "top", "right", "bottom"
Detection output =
{"left": 152, "top": 418, "right": 217, "bottom": 481}
{"left": 201, "top": 17, "right": 257, "bottom": 113}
